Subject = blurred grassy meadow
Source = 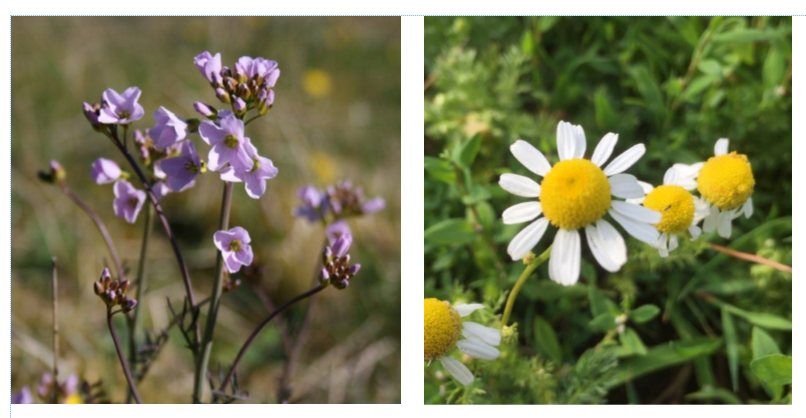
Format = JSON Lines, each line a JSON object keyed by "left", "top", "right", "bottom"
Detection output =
{"left": 12, "top": 17, "right": 400, "bottom": 403}
{"left": 425, "top": 17, "right": 791, "bottom": 404}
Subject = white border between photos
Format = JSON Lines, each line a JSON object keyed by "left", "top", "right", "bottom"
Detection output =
{"left": 1, "top": 2, "right": 803, "bottom": 418}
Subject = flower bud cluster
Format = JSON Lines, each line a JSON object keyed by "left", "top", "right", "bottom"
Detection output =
{"left": 320, "top": 232, "right": 361, "bottom": 289}
{"left": 93, "top": 267, "right": 138, "bottom": 312}
{"left": 194, "top": 51, "right": 280, "bottom": 118}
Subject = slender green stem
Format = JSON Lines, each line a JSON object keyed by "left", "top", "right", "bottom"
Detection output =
{"left": 501, "top": 246, "right": 552, "bottom": 327}
{"left": 107, "top": 311, "right": 142, "bottom": 404}
{"left": 50, "top": 257, "right": 60, "bottom": 404}
{"left": 218, "top": 284, "right": 328, "bottom": 397}
{"left": 127, "top": 204, "right": 153, "bottom": 402}
{"left": 193, "top": 182, "right": 234, "bottom": 403}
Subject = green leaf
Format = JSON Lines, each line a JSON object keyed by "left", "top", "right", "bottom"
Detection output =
{"left": 452, "top": 135, "right": 482, "bottom": 168}
{"left": 713, "top": 28, "right": 789, "bottom": 44}
{"left": 630, "top": 304, "right": 660, "bottom": 324}
{"left": 763, "top": 46, "right": 785, "bottom": 89}
{"left": 424, "top": 156, "right": 456, "bottom": 184}
{"left": 588, "top": 286, "right": 619, "bottom": 317}
{"left": 610, "top": 338, "right": 722, "bottom": 386}
{"left": 619, "top": 328, "right": 648, "bottom": 356}
{"left": 533, "top": 316, "right": 562, "bottom": 364}
{"left": 698, "top": 59, "right": 722, "bottom": 76}
{"left": 589, "top": 313, "right": 616, "bottom": 332}
{"left": 721, "top": 308, "right": 739, "bottom": 391}
{"left": 685, "top": 387, "right": 741, "bottom": 404}
{"left": 424, "top": 219, "right": 475, "bottom": 245}
{"left": 750, "top": 354, "right": 791, "bottom": 400}
{"left": 709, "top": 297, "right": 792, "bottom": 330}
{"left": 751, "top": 327, "right": 781, "bottom": 360}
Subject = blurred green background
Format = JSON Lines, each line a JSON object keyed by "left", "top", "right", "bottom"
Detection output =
{"left": 425, "top": 17, "right": 791, "bottom": 404}
{"left": 12, "top": 17, "right": 400, "bottom": 403}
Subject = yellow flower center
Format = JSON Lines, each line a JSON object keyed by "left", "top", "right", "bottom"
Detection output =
{"left": 424, "top": 298, "right": 461, "bottom": 360}
{"left": 642, "top": 185, "right": 695, "bottom": 234}
{"left": 540, "top": 159, "right": 611, "bottom": 230}
{"left": 64, "top": 393, "right": 83, "bottom": 404}
{"left": 697, "top": 152, "right": 755, "bottom": 210}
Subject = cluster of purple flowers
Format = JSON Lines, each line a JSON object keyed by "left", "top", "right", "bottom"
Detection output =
{"left": 12, "top": 373, "right": 81, "bottom": 404}
{"left": 193, "top": 52, "right": 279, "bottom": 118}
{"left": 295, "top": 180, "right": 385, "bottom": 223}
{"left": 93, "top": 267, "right": 138, "bottom": 312}
{"left": 320, "top": 231, "right": 361, "bottom": 289}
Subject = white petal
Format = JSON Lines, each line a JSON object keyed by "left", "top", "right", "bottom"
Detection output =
{"left": 440, "top": 357, "right": 474, "bottom": 386}
{"left": 609, "top": 210, "right": 661, "bottom": 246}
{"left": 572, "top": 123, "right": 587, "bottom": 158}
{"left": 506, "top": 218, "right": 549, "bottom": 261}
{"left": 462, "top": 322, "right": 501, "bottom": 346}
{"left": 585, "top": 220, "right": 627, "bottom": 272}
{"left": 743, "top": 197, "right": 753, "bottom": 218}
{"left": 499, "top": 173, "right": 541, "bottom": 197}
{"left": 556, "top": 121, "right": 576, "bottom": 161}
{"left": 591, "top": 133, "right": 618, "bottom": 167}
{"left": 549, "top": 229, "right": 581, "bottom": 286}
{"left": 502, "top": 202, "right": 542, "bottom": 225}
{"left": 638, "top": 181, "right": 654, "bottom": 194}
{"left": 658, "top": 234, "right": 669, "bottom": 257}
{"left": 611, "top": 200, "right": 662, "bottom": 224}
{"left": 714, "top": 138, "right": 730, "bottom": 156}
{"left": 694, "top": 197, "right": 711, "bottom": 222}
{"left": 609, "top": 174, "right": 645, "bottom": 199}
{"left": 454, "top": 303, "right": 483, "bottom": 317}
{"left": 664, "top": 163, "right": 703, "bottom": 190}
{"left": 510, "top": 140, "right": 552, "bottom": 176}
{"left": 703, "top": 206, "right": 719, "bottom": 233}
{"left": 669, "top": 234, "right": 679, "bottom": 252}
{"left": 603, "top": 143, "right": 646, "bottom": 176}
{"left": 689, "top": 225, "right": 702, "bottom": 240}
{"left": 457, "top": 339, "right": 500, "bottom": 360}
{"left": 717, "top": 211, "right": 733, "bottom": 238}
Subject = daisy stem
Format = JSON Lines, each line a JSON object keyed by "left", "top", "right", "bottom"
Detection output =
{"left": 193, "top": 182, "right": 234, "bottom": 403}
{"left": 501, "top": 246, "right": 552, "bottom": 327}
{"left": 127, "top": 203, "right": 153, "bottom": 402}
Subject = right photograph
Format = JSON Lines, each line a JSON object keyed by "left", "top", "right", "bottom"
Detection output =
{"left": 424, "top": 17, "right": 792, "bottom": 404}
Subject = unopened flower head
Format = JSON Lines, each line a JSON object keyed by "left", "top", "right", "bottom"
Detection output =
{"left": 219, "top": 139, "right": 278, "bottom": 199}
{"left": 696, "top": 139, "right": 755, "bottom": 238}
{"left": 93, "top": 267, "right": 137, "bottom": 313}
{"left": 82, "top": 102, "right": 102, "bottom": 130}
{"left": 91, "top": 158, "right": 122, "bottom": 185}
{"left": 325, "top": 220, "right": 352, "bottom": 242}
{"left": 631, "top": 164, "right": 710, "bottom": 257}
{"left": 38, "top": 160, "right": 66, "bottom": 184}
{"left": 199, "top": 111, "right": 254, "bottom": 172}
{"left": 213, "top": 226, "right": 254, "bottom": 274}
{"left": 294, "top": 185, "right": 327, "bottom": 222}
{"left": 499, "top": 121, "right": 661, "bottom": 285}
{"left": 158, "top": 140, "right": 202, "bottom": 192}
{"left": 194, "top": 51, "right": 223, "bottom": 86}
{"left": 149, "top": 106, "right": 188, "bottom": 150}
{"left": 195, "top": 51, "right": 280, "bottom": 116}
{"left": 424, "top": 298, "right": 500, "bottom": 386}
{"left": 112, "top": 180, "right": 147, "bottom": 224}
{"left": 97, "top": 87, "right": 145, "bottom": 125}
{"left": 321, "top": 231, "right": 361, "bottom": 289}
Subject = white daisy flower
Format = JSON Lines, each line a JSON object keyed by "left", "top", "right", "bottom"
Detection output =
{"left": 629, "top": 164, "right": 710, "bottom": 257}
{"left": 499, "top": 121, "right": 661, "bottom": 285}
{"left": 694, "top": 138, "right": 755, "bottom": 238}
{"left": 424, "top": 298, "right": 500, "bottom": 386}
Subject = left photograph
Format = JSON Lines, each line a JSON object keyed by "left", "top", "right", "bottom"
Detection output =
{"left": 11, "top": 16, "right": 401, "bottom": 404}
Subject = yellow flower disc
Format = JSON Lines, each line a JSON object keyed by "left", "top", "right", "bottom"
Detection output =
{"left": 424, "top": 298, "right": 461, "bottom": 360}
{"left": 642, "top": 185, "right": 695, "bottom": 234}
{"left": 697, "top": 152, "right": 755, "bottom": 210}
{"left": 540, "top": 159, "right": 611, "bottom": 230}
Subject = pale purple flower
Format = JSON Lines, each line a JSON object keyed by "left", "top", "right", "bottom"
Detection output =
{"left": 235, "top": 56, "right": 280, "bottom": 86}
{"left": 82, "top": 102, "right": 101, "bottom": 127}
{"left": 97, "top": 87, "right": 145, "bottom": 124}
{"left": 113, "top": 180, "right": 146, "bottom": 224}
{"left": 219, "top": 140, "right": 278, "bottom": 199}
{"left": 362, "top": 197, "right": 386, "bottom": 214}
{"left": 321, "top": 230, "right": 360, "bottom": 289}
{"left": 148, "top": 106, "right": 188, "bottom": 150}
{"left": 194, "top": 101, "right": 216, "bottom": 118}
{"left": 12, "top": 387, "right": 33, "bottom": 404}
{"left": 327, "top": 180, "right": 386, "bottom": 217}
{"left": 158, "top": 141, "right": 201, "bottom": 192}
{"left": 152, "top": 181, "right": 172, "bottom": 201}
{"left": 194, "top": 51, "right": 223, "bottom": 85}
{"left": 213, "top": 226, "right": 254, "bottom": 273}
{"left": 294, "top": 185, "right": 327, "bottom": 221}
{"left": 198, "top": 111, "right": 253, "bottom": 172}
{"left": 91, "top": 158, "right": 121, "bottom": 185}
{"left": 326, "top": 220, "right": 351, "bottom": 242}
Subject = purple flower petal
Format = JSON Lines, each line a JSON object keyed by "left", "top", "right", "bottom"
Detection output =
{"left": 91, "top": 158, "right": 121, "bottom": 184}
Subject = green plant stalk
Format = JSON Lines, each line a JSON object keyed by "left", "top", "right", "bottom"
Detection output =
{"left": 127, "top": 203, "right": 153, "bottom": 402}
{"left": 193, "top": 182, "right": 234, "bottom": 403}
{"left": 501, "top": 246, "right": 552, "bottom": 327}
